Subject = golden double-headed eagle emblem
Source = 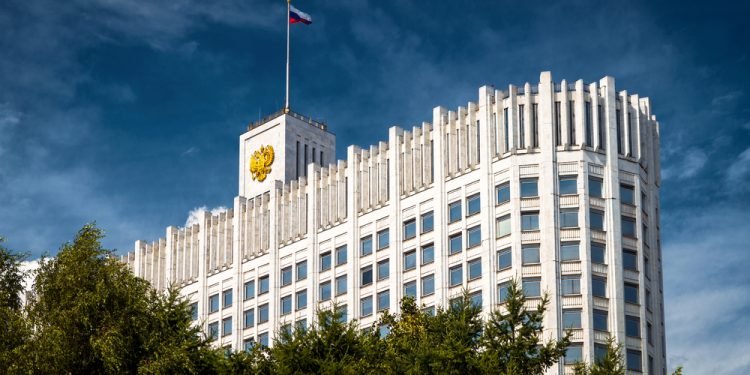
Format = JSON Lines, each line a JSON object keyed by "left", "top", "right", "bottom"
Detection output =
{"left": 250, "top": 145, "right": 275, "bottom": 182}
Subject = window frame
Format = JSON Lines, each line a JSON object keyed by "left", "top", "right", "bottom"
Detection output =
{"left": 466, "top": 193, "right": 481, "bottom": 217}
{"left": 467, "top": 257, "right": 482, "bottom": 281}
{"left": 403, "top": 218, "right": 417, "bottom": 240}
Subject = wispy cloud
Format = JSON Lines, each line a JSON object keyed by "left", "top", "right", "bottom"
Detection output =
{"left": 663, "top": 205, "right": 750, "bottom": 374}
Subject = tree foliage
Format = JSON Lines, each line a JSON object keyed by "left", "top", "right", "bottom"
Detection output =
{"left": 573, "top": 336, "right": 625, "bottom": 375}
{"left": 0, "top": 226, "right": 588, "bottom": 374}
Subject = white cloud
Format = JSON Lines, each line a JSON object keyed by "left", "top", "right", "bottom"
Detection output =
{"left": 184, "top": 206, "right": 228, "bottom": 227}
{"left": 663, "top": 206, "right": 750, "bottom": 374}
{"left": 661, "top": 147, "right": 707, "bottom": 180}
{"left": 726, "top": 147, "right": 750, "bottom": 184}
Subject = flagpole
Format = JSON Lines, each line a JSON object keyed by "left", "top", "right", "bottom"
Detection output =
{"left": 285, "top": 0, "right": 291, "bottom": 113}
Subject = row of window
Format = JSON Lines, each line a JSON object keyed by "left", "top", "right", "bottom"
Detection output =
{"left": 565, "top": 344, "right": 644, "bottom": 371}
{"left": 496, "top": 208, "right": 637, "bottom": 237}
{"left": 493, "top": 176, "right": 639, "bottom": 205}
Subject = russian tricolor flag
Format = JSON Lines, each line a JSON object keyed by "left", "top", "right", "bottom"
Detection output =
{"left": 289, "top": 5, "right": 312, "bottom": 25}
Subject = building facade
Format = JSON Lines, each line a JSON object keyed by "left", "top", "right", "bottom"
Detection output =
{"left": 124, "top": 72, "right": 666, "bottom": 374}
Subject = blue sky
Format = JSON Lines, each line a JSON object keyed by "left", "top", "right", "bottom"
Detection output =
{"left": 1, "top": 0, "right": 749, "bottom": 372}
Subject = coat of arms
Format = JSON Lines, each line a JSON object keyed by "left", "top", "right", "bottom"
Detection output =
{"left": 250, "top": 145, "right": 275, "bottom": 182}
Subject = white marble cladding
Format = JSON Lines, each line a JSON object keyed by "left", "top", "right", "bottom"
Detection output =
{"left": 124, "top": 72, "right": 666, "bottom": 375}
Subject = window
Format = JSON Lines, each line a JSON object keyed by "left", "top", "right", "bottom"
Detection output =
{"left": 258, "top": 303, "right": 269, "bottom": 323}
{"left": 620, "top": 184, "right": 635, "bottom": 205}
{"left": 647, "top": 322, "right": 653, "bottom": 344}
{"left": 209, "top": 294, "right": 220, "bottom": 313}
{"left": 521, "top": 212, "right": 539, "bottom": 231}
{"left": 467, "top": 225, "right": 481, "bottom": 248}
{"left": 377, "top": 229, "right": 390, "bottom": 250}
{"left": 335, "top": 245, "right": 347, "bottom": 266}
{"left": 423, "top": 306, "right": 436, "bottom": 316}
{"left": 562, "top": 309, "right": 581, "bottom": 329}
{"left": 561, "top": 275, "right": 581, "bottom": 295}
{"left": 626, "top": 315, "right": 641, "bottom": 337}
{"left": 591, "top": 243, "right": 606, "bottom": 264}
{"left": 522, "top": 277, "right": 541, "bottom": 297}
{"left": 590, "top": 209, "right": 604, "bottom": 231}
{"left": 222, "top": 289, "right": 233, "bottom": 309}
{"left": 496, "top": 215, "right": 511, "bottom": 237}
{"left": 448, "top": 201, "right": 462, "bottom": 223}
{"left": 561, "top": 242, "right": 579, "bottom": 261}
{"left": 421, "top": 211, "right": 434, "bottom": 233}
{"left": 522, "top": 245, "right": 540, "bottom": 265}
{"left": 403, "top": 219, "right": 417, "bottom": 240}
{"left": 449, "top": 265, "right": 463, "bottom": 287}
{"left": 320, "top": 281, "right": 332, "bottom": 301}
{"left": 496, "top": 183, "right": 510, "bottom": 205}
{"left": 498, "top": 281, "right": 511, "bottom": 302}
{"left": 422, "top": 274, "right": 435, "bottom": 296}
{"left": 623, "top": 249, "right": 638, "bottom": 271}
{"left": 624, "top": 283, "right": 639, "bottom": 304}
{"left": 336, "top": 305, "right": 348, "bottom": 323}
{"left": 421, "top": 244, "right": 435, "bottom": 265}
{"left": 190, "top": 302, "right": 198, "bottom": 321}
{"left": 594, "top": 343, "right": 608, "bottom": 362}
{"left": 559, "top": 176, "right": 577, "bottom": 195}
{"left": 520, "top": 178, "right": 538, "bottom": 197}
{"left": 296, "top": 289, "right": 307, "bottom": 310}
{"left": 280, "top": 295, "right": 292, "bottom": 315}
{"left": 361, "top": 296, "right": 373, "bottom": 317}
{"left": 467, "top": 194, "right": 481, "bottom": 216}
{"left": 320, "top": 251, "right": 332, "bottom": 271}
{"left": 403, "top": 250, "right": 417, "bottom": 271}
{"left": 335, "top": 275, "right": 347, "bottom": 296}
{"left": 244, "top": 280, "right": 255, "bottom": 300}
{"left": 627, "top": 350, "right": 642, "bottom": 371}
{"left": 403, "top": 281, "right": 417, "bottom": 298}
{"left": 377, "top": 259, "right": 390, "bottom": 280}
{"left": 593, "top": 309, "right": 608, "bottom": 331}
{"left": 592, "top": 276, "right": 607, "bottom": 298}
{"left": 296, "top": 260, "right": 307, "bottom": 281}
{"left": 360, "top": 235, "right": 373, "bottom": 256}
{"left": 646, "top": 289, "right": 652, "bottom": 311}
{"left": 281, "top": 266, "right": 293, "bottom": 286}
{"left": 589, "top": 177, "right": 603, "bottom": 198}
{"left": 377, "top": 290, "right": 390, "bottom": 311}
{"left": 497, "top": 248, "right": 512, "bottom": 270}
{"left": 560, "top": 208, "right": 578, "bottom": 228}
{"left": 585, "top": 101, "right": 592, "bottom": 146}
{"left": 243, "top": 308, "right": 254, "bottom": 328}
{"left": 361, "top": 265, "right": 373, "bottom": 286}
{"left": 644, "top": 256, "right": 650, "bottom": 279}
{"left": 565, "top": 343, "right": 583, "bottom": 365}
{"left": 258, "top": 275, "right": 269, "bottom": 295}
{"left": 622, "top": 217, "right": 636, "bottom": 237}
{"left": 468, "top": 258, "right": 482, "bottom": 280}
{"left": 449, "top": 233, "right": 463, "bottom": 254}
{"left": 248, "top": 337, "right": 264, "bottom": 354}
{"left": 258, "top": 332, "right": 269, "bottom": 347}
{"left": 470, "top": 291, "right": 482, "bottom": 307}
{"left": 208, "top": 322, "right": 219, "bottom": 340}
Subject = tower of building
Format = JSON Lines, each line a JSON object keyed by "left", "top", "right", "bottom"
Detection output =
{"left": 124, "top": 72, "right": 666, "bottom": 374}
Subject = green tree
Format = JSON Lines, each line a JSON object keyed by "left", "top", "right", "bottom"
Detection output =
{"left": 380, "top": 294, "right": 483, "bottom": 375}
{"left": 20, "top": 224, "right": 221, "bottom": 374}
{"left": 0, "top": 238, "right": 30, "bottom": 373}
{"left": 573, "top": 336, "right": 624, "bottom": 375}
{"left": 478, "top": 279, "right": 571, "bottom": 375}
{"left": 270, "top": 304, "right": 384, "bottom": 374}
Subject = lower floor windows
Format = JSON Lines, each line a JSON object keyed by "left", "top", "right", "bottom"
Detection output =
{"left": 593, "top": 309, "right": 608, "bottom": 331}
{"left": 565, "top": 343, "right": 583, "bottom": 364}
{"left": 562, "top": 309, "right": 581, "bottom": 329}
{"left": 522, "top": 277, "right": 541, "bottom": 298}
{"left": 208, "top": 321, "right": 219, "bottom": 340}
{"left": 626, "top": 349, "right": 642, "bottom": 371}
{"left": 626, "top": 315, "right": 641, "bottom": 338}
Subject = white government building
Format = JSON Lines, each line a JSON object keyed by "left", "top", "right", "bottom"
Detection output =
{"left": 123, "top": 71, "right": 666, "bottom": 374}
